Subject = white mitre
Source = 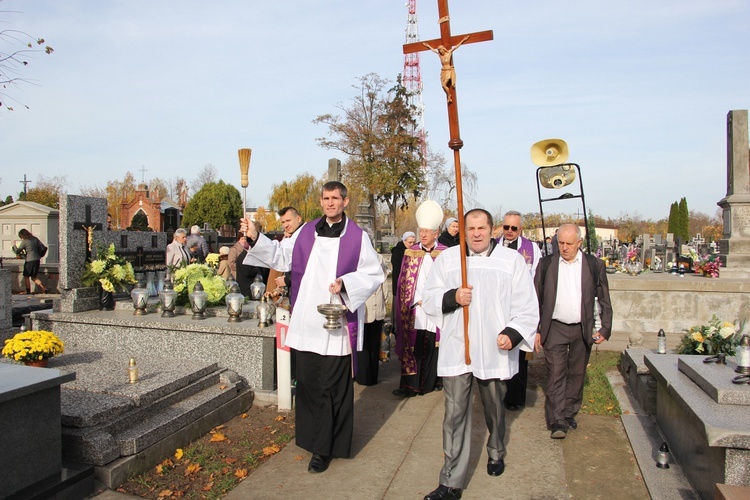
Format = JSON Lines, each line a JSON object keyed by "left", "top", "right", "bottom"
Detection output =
{"left": 415, "top": 200, "right": 444, "bottom": 230}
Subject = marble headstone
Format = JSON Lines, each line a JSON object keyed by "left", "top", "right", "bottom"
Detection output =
{"left": 0, "top": 269, "right": 11, "bottom": 341}
{"left": 717, "top": 109, "right": 750, "bottom": 278}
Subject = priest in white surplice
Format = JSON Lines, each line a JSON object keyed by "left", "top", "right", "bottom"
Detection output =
{"left": 421, "top": 209, "right": 539, "bottom": 500}
{"left": 241, "top": 181, "right": 384, "bottom": 474}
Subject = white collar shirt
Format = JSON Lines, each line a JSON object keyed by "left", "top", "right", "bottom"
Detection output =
{"left": 552, "top": 250, "right": 583, "bottom": 324}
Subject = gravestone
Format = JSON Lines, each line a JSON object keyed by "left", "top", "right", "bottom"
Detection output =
{"left": 327, "top": 158, "right": 342, "bottom": 182}
{"left": 717, "top": 109, "right": 750, "bottom": 278}
{"left": 0, "top": 269, "right": 11, "bottom": 342}
{"left": 57, "top": 195, "right": 168, "bottom": 312}
{"left": 0, "top": 363, "right": 79, "bottom": 497}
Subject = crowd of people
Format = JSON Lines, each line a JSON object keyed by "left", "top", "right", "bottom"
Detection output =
{"left": 160, "top": 185, "right": 612, "bottom": 500}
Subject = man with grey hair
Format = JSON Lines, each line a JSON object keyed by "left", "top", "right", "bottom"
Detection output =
{"left": 187, "top": 225, "right": 209, "bottom": 263}
{"left": 497, "top": 210, "right": 541, "bottom": 412}
{"left": 166, "top": 228, "right": 191, "bottom": 278}
{"left": 534, "top": 223, "right": 612, "bottom": 439}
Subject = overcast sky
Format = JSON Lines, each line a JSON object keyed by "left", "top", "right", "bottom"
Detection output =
{"left": 1, "top": 0, "right": 748, "bottom": 220}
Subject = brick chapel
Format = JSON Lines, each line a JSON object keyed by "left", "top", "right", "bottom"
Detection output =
{"left": 120, "top": 183, "right": 183, "bottom": 232}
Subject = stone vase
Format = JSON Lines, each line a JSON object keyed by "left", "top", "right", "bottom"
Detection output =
{"left": 99, "top": 285, "right": 115, "bottom": 310}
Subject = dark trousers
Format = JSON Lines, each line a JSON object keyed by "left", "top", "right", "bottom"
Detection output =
{"left": 294, "top": 350, "right": 354, "bottom": 458}
{"left": 399, "top": 329, "right": 439, "bottom": 394}
{"left": 543, "top": 320, "right": 591, "bottom": 428}
{"left": 504, "top": 348, "right": 528, "bottom": 406}
{"left": 356, "top": 320, "right": 383, "bottom": 386}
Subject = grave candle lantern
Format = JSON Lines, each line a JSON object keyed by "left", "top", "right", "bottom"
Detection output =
{"left": 160, "top": 280, "right": 177, "bottom": 317}
{"left": 225, "top": 282, "right": 244, "bottom": 323}
{"left": 189, "top": 281, "right": 208, "bottom": 320}
{"left": 656, "top": 442, "right": 670, "bottom": 469}
{"left": 131, "top": 281, "right": 149, "bottom": 315}
{"left": 735, "top": 333, "right": 750, "bottom": 375}
{"left": 257, "top": 296, "right": 270, "bottom": 328}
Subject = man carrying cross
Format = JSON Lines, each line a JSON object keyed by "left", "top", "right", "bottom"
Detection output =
{"left": 421, "top": 209, "right": 538, "bottom": 499}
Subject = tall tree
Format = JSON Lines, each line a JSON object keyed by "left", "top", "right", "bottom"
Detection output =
{"left": 181, "top": 180, "right": 242, "bottom": 231}
{"left": 102, "top": 172, "right": 137, "bottom": 230}
{"left": 23, "top": 175, "right": 67, "bottom": 209}
{"left": 667, "top": 201, "right": 678, "bottom": 236}
{"left": 314, "top": 74, "right": 426, "bottom": 235}
{"left": 1, "top": 19, "right": 54, "bottom": 112}
{"left": 268, "top": 173, "right": 323, "bottom": 223}
{"left": 585, "top": 208, "right": 599, "bottom": 254}
{"left": 190, "top": 164, "right": 218, "bottom": 196}
{"left": 678, "top": 197, "right": 689, "bottom": 241}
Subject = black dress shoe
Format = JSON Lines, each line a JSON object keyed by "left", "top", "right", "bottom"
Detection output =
{"left": 550, "top": 422, "right": 567, "bottom": 439}
{"left": 565, "top": 417, "right": 578, "bottom": 430}
{"left": 392, "top": 387, "right": 417, "bottom": 397}
{"left": 487, "top": 458, "right": 505, "bottom": 476}
{"left": 503, "top": 402, "right": 523, "bottom": 411}
{"left": 308, "top": 454, "right": 332, "bottom": 473}
{"left": 424, "top": 484, "right": 462, "bottom": 500}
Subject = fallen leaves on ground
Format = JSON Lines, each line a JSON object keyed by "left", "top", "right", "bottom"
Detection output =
{"left": 185, "top": 463, "right": 202, "bottom": 476}
{"left": 263, "top": 444, "right": 281, "bottom": 456}
{"left": 210, "top": 432, "right": 227, "bottom": 442}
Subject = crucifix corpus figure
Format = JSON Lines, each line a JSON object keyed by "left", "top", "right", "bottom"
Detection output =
{"left": 82, "top": 225, "right": 96, "bottom": 253}
{"left": 423, "top": 34, "right": 469, "bottom": 103}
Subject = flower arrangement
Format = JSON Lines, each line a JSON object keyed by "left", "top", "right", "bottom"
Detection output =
{"left": 82, "top": 243, "right": 137, "bottom": 292}
{"left": 2, "top": 330, "right": 64, "bottom": 363}
{"left": 205, "top": 253, "right": 220, "bottom": 269}
{"left": 171, "top": 263, "right": 228, "bottom": 306}
{"left": 676, "top": 314, "right": 740, "bottom": 355}
{"left": 693, "top": 254, "right": 722, "bottom": 278}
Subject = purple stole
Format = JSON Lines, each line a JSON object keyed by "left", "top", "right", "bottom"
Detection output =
{"left": 498, "top": 236, "right": 536, "bottom": 267}
{"left": 291, "top": 217, "right": 363, "bottom": 373}
{"left": 395, "top": 243, "right": 446, "bottom": 376}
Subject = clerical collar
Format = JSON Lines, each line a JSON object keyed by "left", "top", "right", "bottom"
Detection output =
{"left": 503, "top": 237, "right": 518, "bottom": 249}
{"left": 421, "top": 244, "right": 435, "bottom": 252}
{"left": 315, "top": 213, "right": 347, "bottom": 237}
{"left": 467, "top": 238, "right": 497, "bottom": 257}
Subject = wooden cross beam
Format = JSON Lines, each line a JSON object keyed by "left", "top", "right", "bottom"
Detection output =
{"left": 403, "top": 0, "right": 493, "bottom": 365}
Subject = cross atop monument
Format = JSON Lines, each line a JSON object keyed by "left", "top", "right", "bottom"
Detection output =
{"left": 403, "top": 0, "right": 493, "bottom": 365}
{"left": 19, "top": 174, "right": 32, "bottom": 194}
{"left": 139, "top": 165, "right": 148, "bottom": 183}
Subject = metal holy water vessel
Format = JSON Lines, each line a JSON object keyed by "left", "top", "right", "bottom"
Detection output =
{"left": 317, "top": 295, "right": 348, "bottom": 330}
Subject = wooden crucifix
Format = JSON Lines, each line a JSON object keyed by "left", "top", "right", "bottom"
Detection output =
{"left": 404, "top": 0, "right": 493, "bottom": 365}
{"left": 73, "top": 204, "right": 103, "bottom": 263}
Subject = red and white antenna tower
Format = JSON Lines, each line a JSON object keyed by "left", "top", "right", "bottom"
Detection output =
{"left": 403, "top": 0, "right": 428, "bottom": 169}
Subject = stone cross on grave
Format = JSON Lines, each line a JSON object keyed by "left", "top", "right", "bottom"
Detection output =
{"left": 73, "top": 204, "right": 103, "bottom": 262}
{"left": 403, "top": 0, "right": 492, "bottom": 365}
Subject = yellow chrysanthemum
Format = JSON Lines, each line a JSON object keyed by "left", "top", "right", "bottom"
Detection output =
{"left": 99, "top": 277, "right": 115, "bottom": 293}
{"left": 90, "top": 260, "right": 107, "bottom": 274}
{"left": 2, "top": 330, "right": 64, "bottom": 362}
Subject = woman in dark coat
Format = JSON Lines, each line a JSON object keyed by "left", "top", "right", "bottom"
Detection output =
{"left": 12, "top": 229, "right": 48, "bottom": 294}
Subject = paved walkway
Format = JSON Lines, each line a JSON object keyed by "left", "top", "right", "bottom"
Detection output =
{"left": 93, "top": 331, "right": 680, "bottom": 500}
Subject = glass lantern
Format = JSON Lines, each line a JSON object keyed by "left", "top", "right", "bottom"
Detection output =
{"left": 735, "top": 333, "right": 750, "bottom": 375}
{"left": 189, "top": 281, "right": 209, "bottom": 320}
{"left": 131, "top": 280, "right": 149, "bottom": 315}
{"left": 257, "top": 296, "right": 270, "bottom": 327}
{"left": 160, "top": 280, "right": 177, "bottom": 317}
{"left": 225, "top": 282, "right": 244, "bottom": 323}
{"left": 249, "top": 275, "right": 266, "bottom": 301}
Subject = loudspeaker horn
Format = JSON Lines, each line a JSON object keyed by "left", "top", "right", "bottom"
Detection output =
{"left": 530, "top": 139, "right": 569, "bottom": 167}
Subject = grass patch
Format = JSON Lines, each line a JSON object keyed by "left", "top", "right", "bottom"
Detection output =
{"left": 580, "top": 350, "right": 622, "bottom": 416}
